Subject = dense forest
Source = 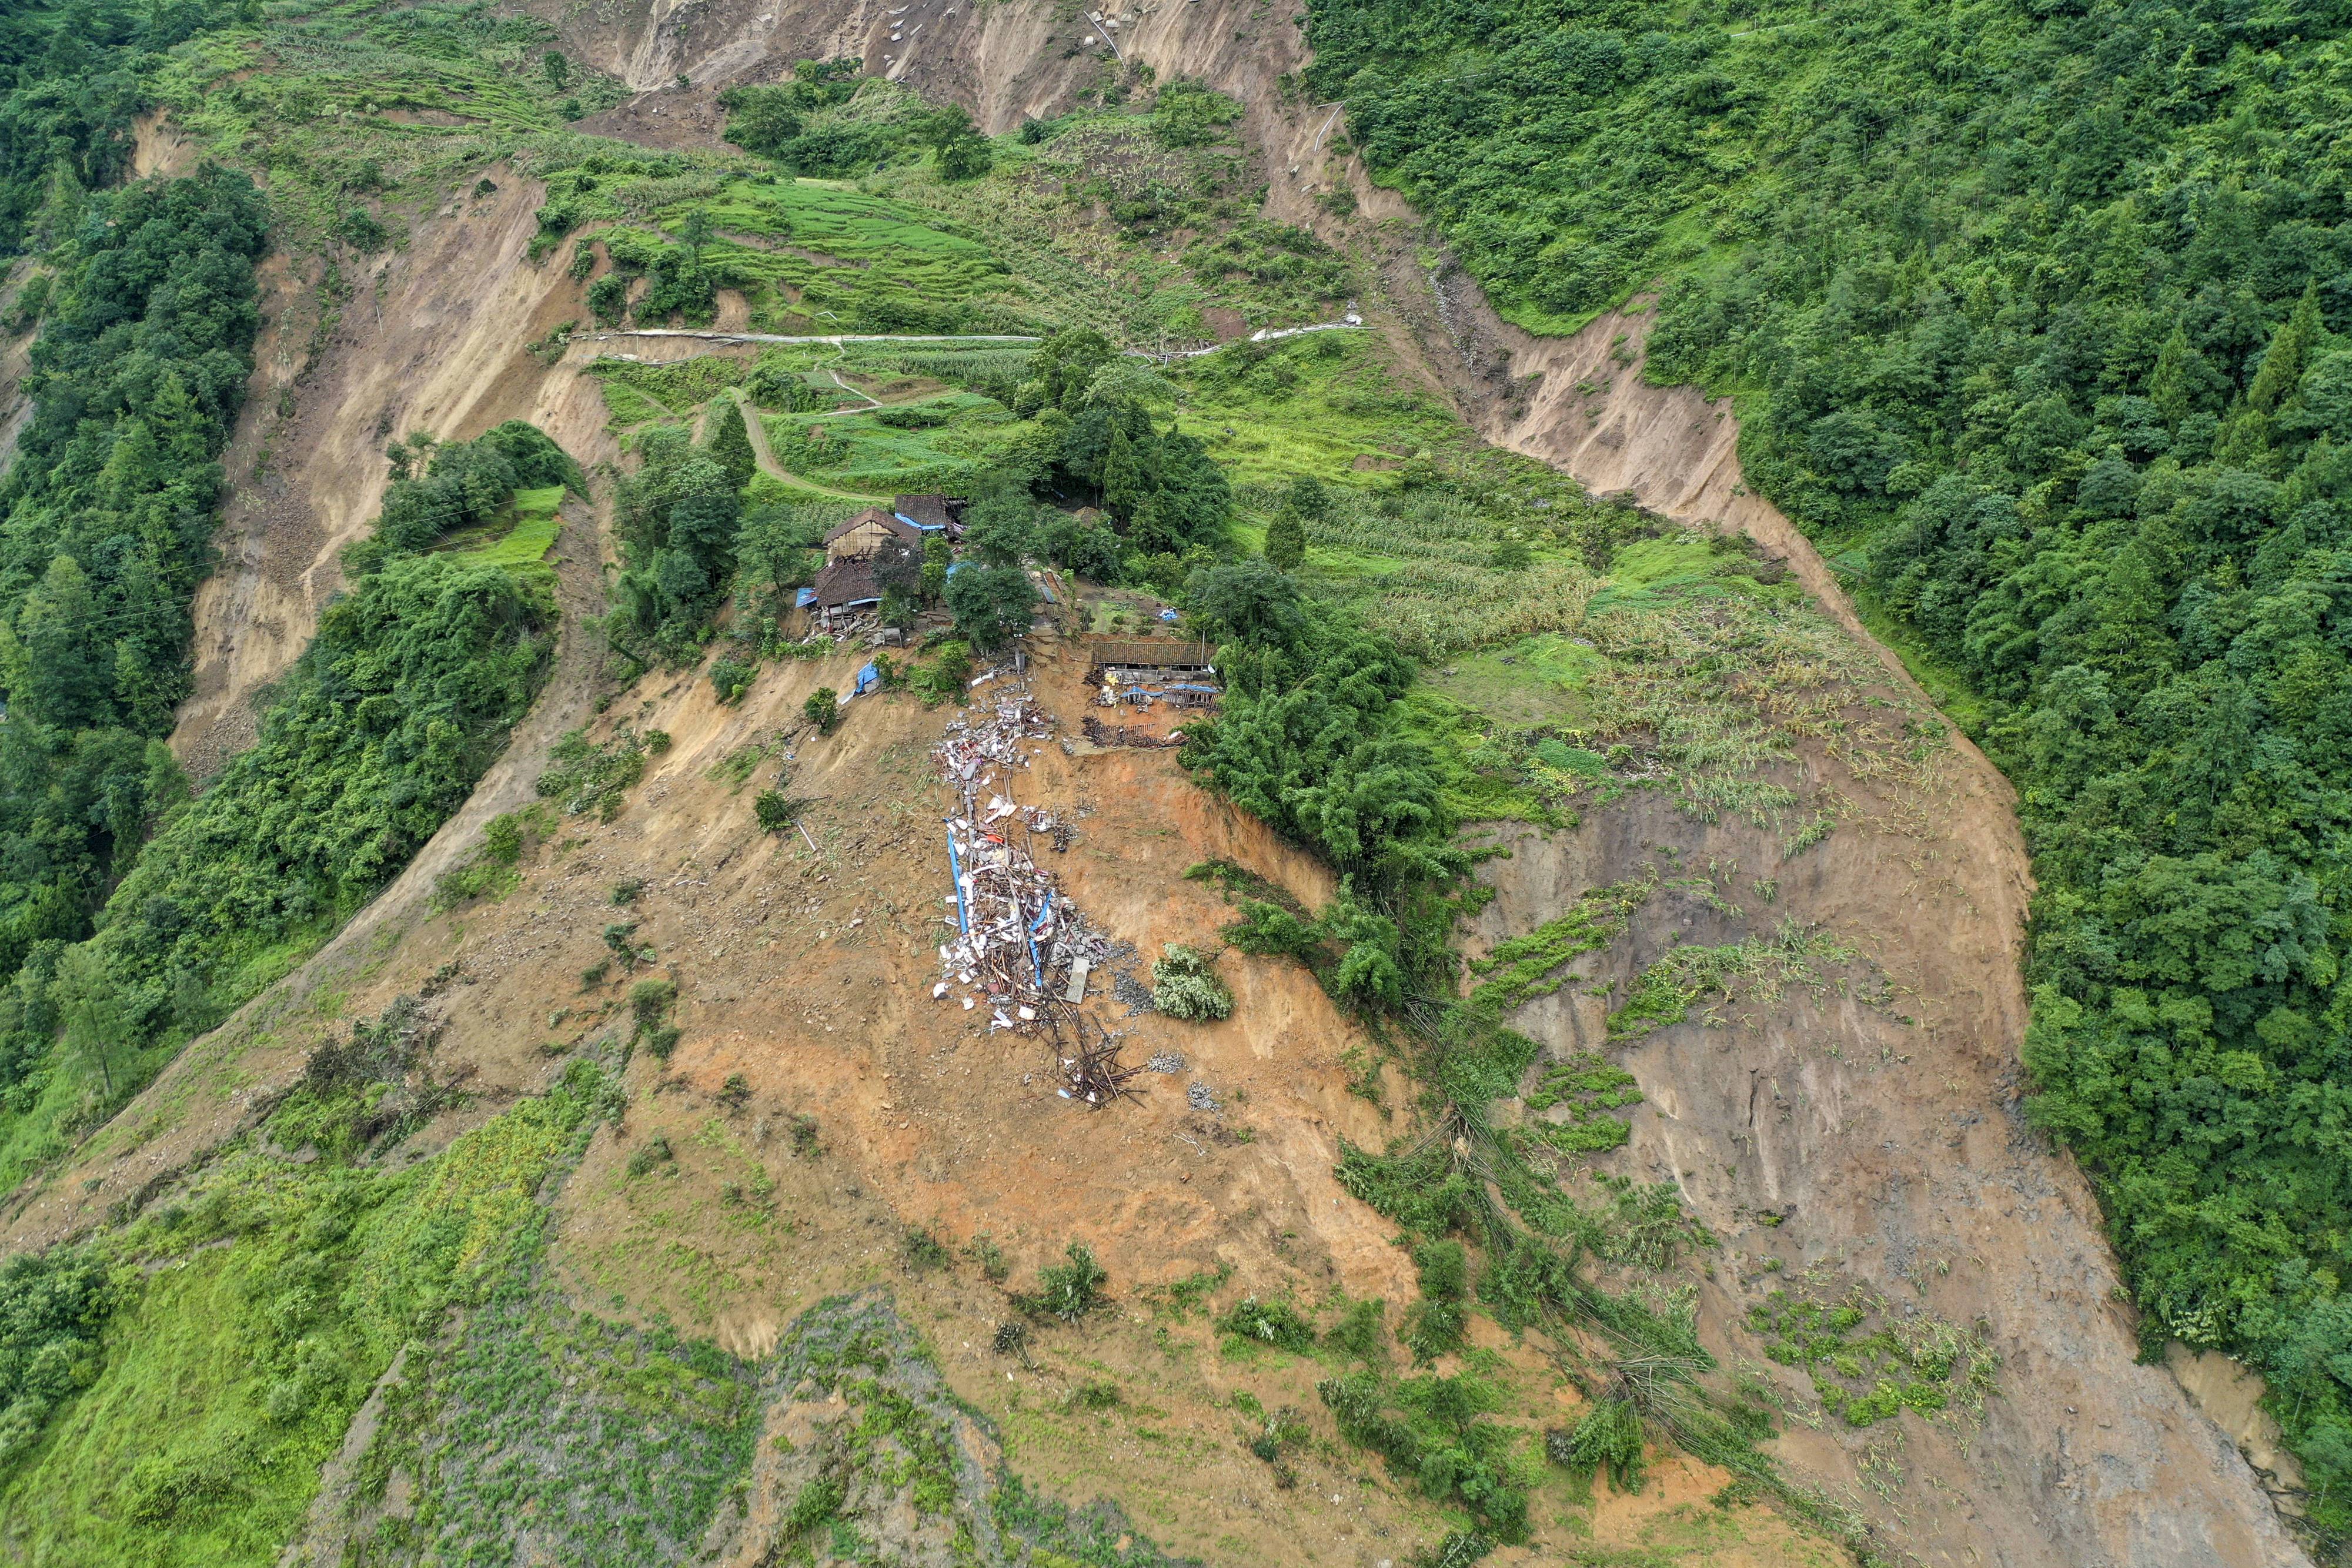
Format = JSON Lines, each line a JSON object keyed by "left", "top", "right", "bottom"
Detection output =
{"left": 1308, "top": 0, "right": 2352, "bottom": 1529}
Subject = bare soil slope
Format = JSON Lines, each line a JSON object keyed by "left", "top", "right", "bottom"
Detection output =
{"left": 169, "top": 168, "right": 613, "bottom": 778}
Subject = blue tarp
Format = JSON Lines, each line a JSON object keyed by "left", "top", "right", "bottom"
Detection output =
{"left": 854, "top": 661, "right": 881, "bottom": 695}
{"left": 1159, "top": 608, "right": 1179, "bottom": 622}
{"left": 795, "top": 586, "right": 817, "bottom": 608}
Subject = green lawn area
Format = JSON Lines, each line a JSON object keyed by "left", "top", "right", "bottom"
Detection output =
{"left": 644, "top": 177, "right": 1006, "bottom": 310}
{"left": 1421, "top": 633, "right": 1604, "bottom": 728}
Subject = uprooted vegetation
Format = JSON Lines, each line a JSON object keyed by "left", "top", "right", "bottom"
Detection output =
{"left": 1315, "top": 0, "right": 2352, "bottom": 1532}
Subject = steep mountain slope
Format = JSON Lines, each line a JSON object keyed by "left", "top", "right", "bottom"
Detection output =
{"left": 0, "top": 1, "right": 2319, "bottom": 1564}
{"left": 170, "top": 172, "right": 612, "bottom": 778}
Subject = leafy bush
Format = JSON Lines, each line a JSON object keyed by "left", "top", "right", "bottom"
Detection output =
{"left": 1558, "top": 1396, "right": 1643, "bottom": 1494}
{"left": 1317, "top": 1369, "right": 1528, "bottom": 1544}
{"left": 1150, "top": 945, "right": 1233, "bottom": 1021}
{"left": 709, "top": 657, "right": 754, "bottom": 704}
{"left": 537, "top": 730, "right": 649, "bottom": 821}
{"left": 1219, "top": 1297, "right": 1318, "bottom": 1353}
{"left": 802, "top": 687, "right": 840, "bottom": 733}
{"left": 1025, "top": 1243, "right": 1108, "bottom": 1322}
{"left": 1402, "top": 1239, "right": 1468, "bottom": 1363}
{"left": 0, "top": 1247, "right": 114, "bottom": 1469}
{"left": 1152, "top": 79, "right": 1242, "bottom": 148}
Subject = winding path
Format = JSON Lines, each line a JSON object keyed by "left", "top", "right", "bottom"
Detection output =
{"left": 731, "top": 389, "right": 890, "bottom": 502}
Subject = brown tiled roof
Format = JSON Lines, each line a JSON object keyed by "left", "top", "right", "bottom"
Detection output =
{"left": 811, "top": 557, "right": 882, "bottom": 609}
{"left": 823, "top": 507, "right": 921, "bottom": 547}
{"left": 1082, "top": 637, "right": 1215, "bottom": 670}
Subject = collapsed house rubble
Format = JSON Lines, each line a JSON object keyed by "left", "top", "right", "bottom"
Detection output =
{"left": 931, "top": 681, "right": 1143, "bottom": 1107}
{"left": 1081, "top": 716, "right": 1185, "bottom": 749}
{"left": 1073, "top": 637, "right": 1221, "bottom": 748}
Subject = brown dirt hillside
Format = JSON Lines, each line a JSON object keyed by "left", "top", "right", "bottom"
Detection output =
{"left": 5, "top": 623, "right": 1843, "bottom": 1567}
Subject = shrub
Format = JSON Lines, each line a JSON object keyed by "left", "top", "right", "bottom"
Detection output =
{"left": 626, "top": 1134, "right": 674, "bottom": 1178}
{"left": 1027, "top": 1243, "right": 1108, "bottom": 1321}
{"left": 0, "top": 1247, "right": 115, "bottom": 1469}
{"left": 1068, "top": 1379, "right": 1121, "bottom": 1410}
{"left": 803, "top": 687, "right": 840, "bottom": 733}
{"left": 965, "top": 1232, "right": 1009, "bottom": 1282}
{"left": 902, "top": 1225, "right": 951, "bottom": 1272}
{"left": 589, "top": 272, "right": 627, "bottom": 325}
{"left": 1151, "top": 944, "right": 1233, "bottom": 1021}
{"left": 1220, "top": 1296, "right": 1318, "bottom": 1353}
{"left": 1325, "top": 1298, "right": 1389, "bottom": 1365}
{"left": 630, "top": 978, "right": 677, "bottom": 1034}
{"left": 1402, "top": 1238, "right": 1469, "bottom": 1362}
{"left": 908, "top": 641, "right": 974, "bottom": 704}
{"left": 1558, "top": 1395, "right": 1645, "bottom": 1493}
{"left": 709, "top": 657, "right": 754, "bottom": 703}
{"left": 753, "top": 791, "right": 796, "bottom": 834}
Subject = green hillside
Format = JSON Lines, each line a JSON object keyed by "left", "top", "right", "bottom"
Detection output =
{"left": 1309, "top": 0, "right": 2352, "bottom": 1533}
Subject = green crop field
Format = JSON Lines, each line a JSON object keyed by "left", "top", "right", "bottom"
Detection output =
{"left": 454, "top": 485, "right": 566, "bottom": 570}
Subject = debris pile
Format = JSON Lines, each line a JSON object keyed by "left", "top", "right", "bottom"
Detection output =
{"left": 1060, "top": 1017, "right": 1144, "bottom": 1108}
{"left": 931, "top": 683, "right": 1138, "bottom": 1106}
{"left": 1082, "top": 716, "right": 1186, "bottom": 749}
{"left": 1112, "top": 971, "right": 1157, "bottom": 1015}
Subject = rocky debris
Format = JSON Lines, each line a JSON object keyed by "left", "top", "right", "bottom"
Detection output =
{"left": 1112, "top": 971, "right": 1158, "bottom": 1015}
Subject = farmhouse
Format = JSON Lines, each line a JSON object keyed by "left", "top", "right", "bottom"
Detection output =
{"left": 824, "top": 507, "right": 925, "bottom": 564}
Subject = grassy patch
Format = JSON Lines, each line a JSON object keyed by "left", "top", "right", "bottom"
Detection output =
{"left": 1749, "top": 1283, "right": 1996, "bottom": 1430}
{"left": 452, "top": 484, "right": 564, "bottom": 570}
{"left": 1608, "top": 921, "right": 1861, "bottom": 1040}
{"left": 0, "top": 1055, "right": 617, "bottom": 1560}
{"left": 1172, "top": 333, "right": 1465, "bottom": 488}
